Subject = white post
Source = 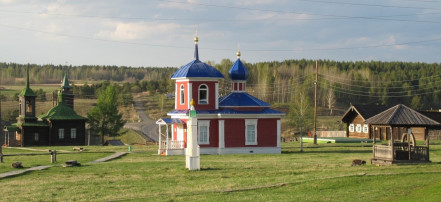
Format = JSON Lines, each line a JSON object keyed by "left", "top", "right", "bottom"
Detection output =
{"left": 277, "top": 120, "right": 281, "bottom": 148}
{"left": 215, "top": 83, "right": 219, "bottom": 110}
{"left": 187, "top": 83, "right": 192, "bottom": 109}
{"left": 186, "top": 101, "right": 200, "bottom": 170}
{"left": 218, "top": 120, "right": 225, "bottom": 154}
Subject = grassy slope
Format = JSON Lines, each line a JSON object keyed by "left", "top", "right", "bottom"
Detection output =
{"left": 1, "top": 142, "right": 441, "bottom": 201}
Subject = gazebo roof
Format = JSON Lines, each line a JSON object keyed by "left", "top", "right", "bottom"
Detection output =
{"left": 365, "top": 104, "right": 440, "bottom": 126}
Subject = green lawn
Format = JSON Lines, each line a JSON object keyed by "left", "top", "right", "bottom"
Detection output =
{"left": 1, "top": 142, "right": 441, "bottom": 201}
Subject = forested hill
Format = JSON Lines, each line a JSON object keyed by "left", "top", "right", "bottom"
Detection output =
{"left": 1, "top": 59, "right": 441, "bottom": 112}
{"left": 0, "top": 63, "right": 176, "bottom": 84}
{"left": 213, "top": 59, "right": 441, "bottom": 112}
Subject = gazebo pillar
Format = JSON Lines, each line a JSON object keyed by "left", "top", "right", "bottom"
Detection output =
{"left": 426, "top": 129, "right": 430, "bottom": 160}
{"left": 389, "top": 126, "right": 394, "bottom": 161}
{"left": 372, "top": 125, "right": 376, "bottom": 159}
{"left": 158, "top": 125, "right": 162, "bottom": 155}
{"left": 166, "top": 125, "right": 169, "bottom": 151}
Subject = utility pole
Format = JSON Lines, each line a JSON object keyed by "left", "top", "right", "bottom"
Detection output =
{"left": 313, "top": 60, "right": 318, "bottom": 144}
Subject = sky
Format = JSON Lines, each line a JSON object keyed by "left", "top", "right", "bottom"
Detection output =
{"left": 0, "top": 0, "right": 440, "bottom": 67}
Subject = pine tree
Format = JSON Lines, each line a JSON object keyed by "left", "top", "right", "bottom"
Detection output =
{"left": 87, "top": 85, "right": 127, "bottom": 144}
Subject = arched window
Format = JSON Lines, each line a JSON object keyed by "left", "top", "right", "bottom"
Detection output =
{"left": 180, "top": 84, "right": 185, "bottom": 105}
{"left": 199, "top": 84, "right": 208, "bottom": 104}
{"left": 26, "top": 99, "right": 32, "bottom": 113}
{"left": 19, "top": 100, "right": 22, "bottom": 114}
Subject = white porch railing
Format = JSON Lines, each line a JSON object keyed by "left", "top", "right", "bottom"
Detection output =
{"left": 161, "top": 140, "right": 185, "bottom": 150}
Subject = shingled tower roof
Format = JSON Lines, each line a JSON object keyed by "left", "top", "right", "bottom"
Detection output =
{"left": 365, "top": 104, "right": 440, "bottom": 126}
{"left": 19, "top": 64, "right": 36, "bottom": 97}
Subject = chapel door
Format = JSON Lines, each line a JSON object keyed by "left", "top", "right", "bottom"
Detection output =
{"left": 177, "top": 125, "right": 184, "bottom": 141}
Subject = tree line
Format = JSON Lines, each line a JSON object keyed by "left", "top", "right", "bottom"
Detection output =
{"left": 2, "top": 59, "right": 441, "bottom": 112}
{"left": 0, "top": 62, "right": 176, "bottom": 84}
{"left": 212, "top": 59, "right": 441, "bottom": 111}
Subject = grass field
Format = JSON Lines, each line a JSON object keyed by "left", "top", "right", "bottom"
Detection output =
{"left": 1, "top": 141, "right": 441, "bottom": 201}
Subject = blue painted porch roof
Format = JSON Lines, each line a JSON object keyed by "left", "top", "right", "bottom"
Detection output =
{"left": 158, "top": 118, "right": 185, "bottom": 124}
{"left": 171, "top": 60, "right": 224, "bottom": 79}
{"left": 219, "top": 92, "right": 270, "bottom": 107}
{"left": 229, "top": 58, "right": 248, "bottom": 80}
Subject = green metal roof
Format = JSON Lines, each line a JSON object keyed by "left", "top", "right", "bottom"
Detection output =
{"left": 39, "top": 101, "right": 87, "bottom": 121}
{"left": 19, "top": 87, "right": 36, "bottom": 97}
{"left": 4, "top": 125, "right": 20, "bottom": 132}
{"left": 12, "top": 122, "right": 48, "bottom": 127}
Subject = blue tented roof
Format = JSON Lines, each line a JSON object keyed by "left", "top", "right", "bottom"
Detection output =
{"left": 168, "top": 108, "right": 283, "bottom": 115}
{"left": 229, "top": 58, "right": 248, "bottom": 80}
{"left": 171, "top": 60, "right": 224, "bottom": 79}
{"left": 219, "top": 92, "right": 270, "bottom": 107}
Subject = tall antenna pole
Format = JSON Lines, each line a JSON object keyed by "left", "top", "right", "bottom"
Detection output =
{"left": 313, "top": 60, "right": 318, "bottom": 144}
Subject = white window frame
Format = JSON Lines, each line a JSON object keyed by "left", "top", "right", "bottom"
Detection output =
{"left": 59, "top": 128, "right": 65, "bottom": 139}
{"left": 245, "top": 119, "right": 258, "bottom": 145}
{"left": 180, "top": 84, "right": 185, "bottom": 105}
{"left": 363, "top": 124, "right": 369, "bottom": 134}
{"left": 356, "top": 124, "right": 362, "bottom": 133}
{"left": 34, "top": 133, "right": 39, "bottom": 141}
{"left": 71, "top": 128, "right": 77, "bottom": 139}
{"left": 198, "top": 120, "right": 210, "bottom": 145}
{"left": 198, "top": 84, "right": 209, "bottom": 104}
{"left": 349, "top": 124, "right": 355, "bottom": 132}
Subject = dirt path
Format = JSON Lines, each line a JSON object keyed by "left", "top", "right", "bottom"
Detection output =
{"left": 124, "top": 97, "right": 159, "bottom": 142}
{"left": 0, "top": 152, "right": 128, "bottom": 179}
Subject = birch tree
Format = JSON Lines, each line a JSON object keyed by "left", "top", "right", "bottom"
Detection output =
{"left": 326, "top": 87, "right": 336, "bottom": 115}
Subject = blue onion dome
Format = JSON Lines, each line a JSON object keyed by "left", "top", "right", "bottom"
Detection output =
{"left": 228, "top": 51, "right": 248, "bottom": 81}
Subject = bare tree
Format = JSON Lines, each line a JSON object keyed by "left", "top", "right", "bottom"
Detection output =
{"left": 326, "top": 87, "right": 336, "bottom": 115}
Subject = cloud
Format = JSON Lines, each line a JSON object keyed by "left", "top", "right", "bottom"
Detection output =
{"left": 235, "top": 12, "right": 312, "bottom": 26}
{"left": 385, "top": 35, "right": 407, "bottom": 50}
{"left": 157, "top": 0, "right": 196, "bottom": 10}
{"left": 325, "top": 35, "right": 408, "bottom": 51}
{"left": 0, "top": 0, "right": 21, "bottom": 4}
{"left": 96, "top": 21, "right": 181, "bottom": 41}
{"left": 235, "top": 0, "right": 277, "bottom": 6}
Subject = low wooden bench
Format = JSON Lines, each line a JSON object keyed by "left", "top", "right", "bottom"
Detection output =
{"left": 63, "top": 160, "right": 81, "bottom": 167}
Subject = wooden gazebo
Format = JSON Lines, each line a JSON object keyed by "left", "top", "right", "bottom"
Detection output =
{"left": 365, "top": 104, "right": 440, "bottom": 165}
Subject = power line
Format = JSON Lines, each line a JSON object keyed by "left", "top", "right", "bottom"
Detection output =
{"left": 297, "top": 0, "right": 441, "bottom": 11}
{"left": 319, "top": 76, "right": 441, "bottom": 90}
{"left": 155, "top": 0, "right": 441, "bottom": 24}
{"left": 317, "top": 80, "right": 441, "bottom": 95}
{"left": 328, "top": 85, "right": 441, "bottom": 98}
{"left": 3, "top": 22, "right": 439, "bottom": 52}
{"left": 319, "top": 72, "right": 441, "bottom": 84}
{"left": 1, "top": 8, "right": 440, "bottom": 23}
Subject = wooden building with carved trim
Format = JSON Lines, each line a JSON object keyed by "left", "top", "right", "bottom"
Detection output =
{"left": 3, "top": 67, "right": 87, "bottom": 146}
{"left": 341, "top": 104, "right": 387, "bottom": 139}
